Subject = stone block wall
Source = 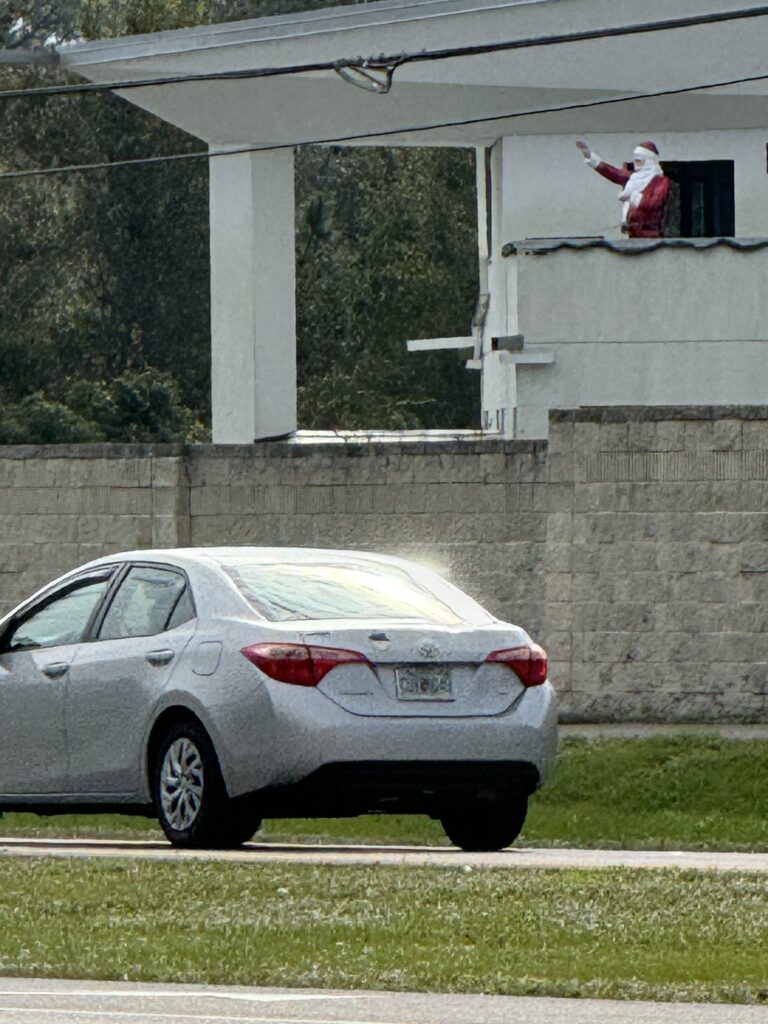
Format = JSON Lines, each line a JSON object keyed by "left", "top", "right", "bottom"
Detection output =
{"left": 1, "top": 407, "right": 767, "bottom": 722}
{"left": 548, "top": 408, "right": 768, "bottom": 722}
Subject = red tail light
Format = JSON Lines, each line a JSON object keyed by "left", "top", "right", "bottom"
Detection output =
{"left": 241, "top": 643, "right": 369, "bottom": 686}
{"left": 486, "top": 643, "right": 548, "bottom": 687}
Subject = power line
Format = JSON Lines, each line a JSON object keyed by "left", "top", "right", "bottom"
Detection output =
{"left": 2, "top": 68, "right": 767, "bottom": 182}
{"left": 1, "top": 4, "right": 768, "bottom": 102}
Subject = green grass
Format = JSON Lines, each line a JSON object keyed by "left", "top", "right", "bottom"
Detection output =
{"left": 3, "top": 735, "right": 767, "bottom": 850}
{"left": 525, "top": 733, "right": 768, "bottom": 851}
{"left": 0, "top": 859, "right": 765, "bottom": 1003}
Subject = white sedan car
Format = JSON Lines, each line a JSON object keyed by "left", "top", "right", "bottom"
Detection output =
{"left": 0, "top": 547, "right": 557, "bottom": 851}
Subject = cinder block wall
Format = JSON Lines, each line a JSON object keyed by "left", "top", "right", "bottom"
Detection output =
{"left": 1, "top": 407, "right": 767, "bottom": 722}
{"left": 549, "top": 408, "right": 768, "bottom": 723}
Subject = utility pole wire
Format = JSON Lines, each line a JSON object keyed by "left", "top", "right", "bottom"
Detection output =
{"left": 0, "top": 3, "right": 767, "bottom": 102}
{"left": 2, "top": 68, "right": 768, "bottom": 183}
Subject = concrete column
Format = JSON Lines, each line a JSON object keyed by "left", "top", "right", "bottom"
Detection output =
{"left": 481, "top": 351, "right": 516, "bottom": 435}
{"left": 479, "top": 140, "right": 516, "bottom": 439}
{"left": 209, "top": 148, "right": 297, "bottom": 443}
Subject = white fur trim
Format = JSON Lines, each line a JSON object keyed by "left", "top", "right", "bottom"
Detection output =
{"left": 619, "top": 163, "right": 663, "bottom": 207}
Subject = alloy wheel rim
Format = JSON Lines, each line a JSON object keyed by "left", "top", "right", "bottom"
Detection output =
{"left": 160, "top": 737, "right": 204, "bottom": 831}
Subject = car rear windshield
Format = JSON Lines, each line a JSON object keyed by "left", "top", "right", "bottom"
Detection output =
{"left": 220, "top": 560, "right": 472, "bottom": 624}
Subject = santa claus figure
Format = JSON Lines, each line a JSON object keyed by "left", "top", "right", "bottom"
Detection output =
{"left": 576, "top": 140, "right": 672, "bottom": 238}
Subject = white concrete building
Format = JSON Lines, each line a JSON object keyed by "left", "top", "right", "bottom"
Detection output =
{"left": 60, "top": 0, "right": 768, "bottom": 441}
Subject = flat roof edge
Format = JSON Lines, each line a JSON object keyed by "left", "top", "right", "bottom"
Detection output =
{"left": 58, "top": 0, "right": 552, "bottom": 66}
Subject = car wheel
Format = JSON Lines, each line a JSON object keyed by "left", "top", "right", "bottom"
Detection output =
{"left": 440, "top": 796, "right": 528, "bottom": 852}
{"left": 218, "top": 806, "right": 264, "bottom": 848}
{"left": 154, "top": 720, "right": 261, "bottom": 849}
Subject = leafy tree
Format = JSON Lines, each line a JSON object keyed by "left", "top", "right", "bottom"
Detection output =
{"left": 0, "top": 20, "right": 211, "bottom": 430}
{"left": 64, "top": 368, "right": 207, "bottom": 442}
{"left": 0, "top": 369, "right": 205, "bottom": 443}
{"left": 0, "top": 393, "right": 98, "bottom": 443}
{"left": 1, "top": 1, "right": 80, "bottom": 49}
{"left": 296, "top": 145, "right": 478, "bottom": 429}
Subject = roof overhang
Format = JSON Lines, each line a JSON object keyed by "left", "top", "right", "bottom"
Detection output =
{"left": 58, "top": 0, "right": 768, "bottom": 147}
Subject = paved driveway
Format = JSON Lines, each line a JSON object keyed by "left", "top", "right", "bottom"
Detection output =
{"left": 0, "top": 979, "right": 766, "bottom": 1024}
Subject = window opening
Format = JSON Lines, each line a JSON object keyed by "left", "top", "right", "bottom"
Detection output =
{"left": 661, "top": 160, "right": 735, "bottom": 237}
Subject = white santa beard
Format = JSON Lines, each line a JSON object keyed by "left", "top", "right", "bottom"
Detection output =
{"left": 619, "top": 161, "right": 662, "bottom": 207}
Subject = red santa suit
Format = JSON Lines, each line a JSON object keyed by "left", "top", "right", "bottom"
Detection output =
{"left": 583, "top": 141, "right": 671, "bottom": 238}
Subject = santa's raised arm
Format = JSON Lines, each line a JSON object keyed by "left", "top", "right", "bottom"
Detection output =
{"left": 576, "top": 139, "right": 671, "bottom": 238}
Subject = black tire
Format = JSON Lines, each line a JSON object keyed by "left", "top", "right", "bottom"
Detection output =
{"left": 219, "top": 802, "right": 264, "bottom": 848}
{"left": 153, "top": 720, "right": 261, "bottom": 849}
{"left": 440, "top": 796, "right": 528, "bottom": 852}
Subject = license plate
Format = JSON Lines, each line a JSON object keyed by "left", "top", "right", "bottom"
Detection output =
{"left": 395, "top": 666, "right": 453, "bottom": 701}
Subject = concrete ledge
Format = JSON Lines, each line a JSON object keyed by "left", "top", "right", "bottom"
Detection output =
{"left": 0, "top": 437, "right": 545, "bottom": 460}
{"left": 192, "top": 437, "right": 546, "bottom": 458}
{"left": 0, "top": 443, "right": 185, "bottom": 460}
{"left": 551, "top": 405, "right": 768, "bottom": 423}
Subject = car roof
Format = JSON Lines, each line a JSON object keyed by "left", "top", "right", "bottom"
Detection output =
{"left": 78, "top": 547, "right": 428, "bottom": 573}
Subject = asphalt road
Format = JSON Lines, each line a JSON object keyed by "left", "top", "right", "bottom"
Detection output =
{"left": 1, "top": 836, "right": 768, "bottom": 871}
{"left": 0, "top": 979, "right": 766, "bottom": 1024}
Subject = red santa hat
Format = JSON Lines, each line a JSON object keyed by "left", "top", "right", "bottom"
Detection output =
{"left": 634, "top": 141, "right": 660, "bottom": 159}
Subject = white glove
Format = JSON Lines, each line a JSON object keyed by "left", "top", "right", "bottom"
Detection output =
{"left": 576, "top": 140, "right": 600, "bottom": 168}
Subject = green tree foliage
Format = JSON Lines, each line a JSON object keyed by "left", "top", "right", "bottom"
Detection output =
{"left": 1, "top": 2, "right": 80, "bottom": 49}
{"left": 0, "top": 370, "right": 203, "bottom": 443}
{"left": 297, "top": 146, "right": 478, "bottom": 429}
{"left": 0, "top": 0, "right": 479, "bottom": 442}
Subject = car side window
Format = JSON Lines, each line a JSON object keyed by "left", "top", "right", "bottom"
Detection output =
{"left": 166, "top": 586, "right": 195, "bottom": 631}
{"left": 4, "top": 577, "right": 112, "bottom": 651}
{"left": 99, "top": 566, "right": 192, "bottom": 640}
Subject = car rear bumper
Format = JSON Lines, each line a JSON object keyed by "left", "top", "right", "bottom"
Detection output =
{"left": 248, "top": 759, "right": 541, "bottom": 817}
{"left": 220, "top": 679, "right": 558, "bottom": 802}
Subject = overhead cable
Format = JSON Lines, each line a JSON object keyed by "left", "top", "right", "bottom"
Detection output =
{"left": 2, "top": 68, "right": 767, "bottom": 182}
{"left": 0, "top": 4, "right": 767, "bottom": 102}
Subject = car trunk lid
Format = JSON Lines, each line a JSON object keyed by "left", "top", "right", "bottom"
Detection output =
{"left": 303, "top": 623, "right": 530, "bottom": 717}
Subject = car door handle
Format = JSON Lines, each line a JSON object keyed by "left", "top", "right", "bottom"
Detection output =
{"left": 42, "top": 662, "right": 69, "bottom": 679}
{"left": 146, "top": 649, "right": 175, "bottom": 667}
